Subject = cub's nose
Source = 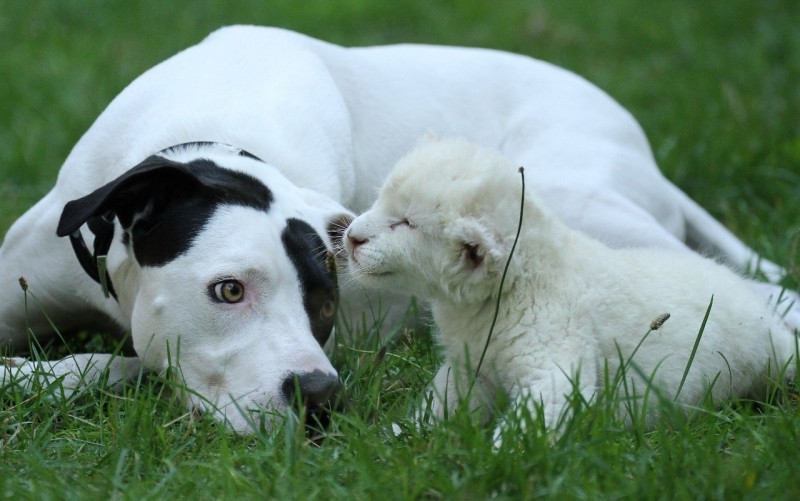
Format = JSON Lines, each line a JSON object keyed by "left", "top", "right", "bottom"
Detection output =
{"left": 282, "top": 370, "right": 343, "bottom": 416}
{"left": 344, "top": 229, "right": 368, "bottom": 254}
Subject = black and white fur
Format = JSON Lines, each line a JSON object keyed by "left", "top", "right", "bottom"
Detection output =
{"left": 1, "top": 26, "right": 797, "bottom": 433}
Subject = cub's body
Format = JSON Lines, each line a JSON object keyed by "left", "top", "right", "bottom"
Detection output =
{"left": 345, "top": 137, "right": 797, "bottom": 436}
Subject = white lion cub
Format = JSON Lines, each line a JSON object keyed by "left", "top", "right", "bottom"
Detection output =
{"left": 345, "top": 137, "right": 797, "bottom": 438}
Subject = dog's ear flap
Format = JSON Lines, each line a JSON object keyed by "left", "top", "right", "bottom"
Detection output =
{"left": 56, "top": 156, "right": 198, "bottom": 237}
{"left": 295, "top": 187, "right": 355, "bottom": 254}
{"left": 326, "top": 213, "right": 354, "bottom": 253}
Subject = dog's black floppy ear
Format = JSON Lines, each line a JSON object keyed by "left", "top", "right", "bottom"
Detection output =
{"left": 56, "top": 156, "right": 200, "bottom": 237}
{"left": 58, "top": 154, "right": 273, "bottom": 271}
{"left": 56, "top": 155, "right": 203, "bottom": 298}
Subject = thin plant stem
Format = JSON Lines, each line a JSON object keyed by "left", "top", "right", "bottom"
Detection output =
{"left": 468, "top": 167, "right": 526, "bottom": 397}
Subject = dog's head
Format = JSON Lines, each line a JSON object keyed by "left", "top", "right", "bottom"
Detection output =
{"left": 57, "top": 143, "right": 353, "bottom": 433}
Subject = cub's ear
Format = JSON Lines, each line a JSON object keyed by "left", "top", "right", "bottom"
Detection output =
{"left": 56, "top": 156, "right": 204, "bottom": 237}
{"left": 449, "top": 218, "right": 504, "bottom": 273}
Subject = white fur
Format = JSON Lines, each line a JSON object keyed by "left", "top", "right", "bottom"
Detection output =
{"left": 346, "top": 137, "right": 798, "bottom": 439}
{"left": 1, "top": 26, "right": 797, "bottom": 433}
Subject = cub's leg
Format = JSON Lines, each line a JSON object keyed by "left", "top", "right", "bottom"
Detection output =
{"left": 419, "top": 361, "right": 496, "bottom": 426}
{"left": 493, "top": 345, "right": 598, "bottom": 448}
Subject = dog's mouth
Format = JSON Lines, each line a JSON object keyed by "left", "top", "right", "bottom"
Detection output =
{"left": 281, "top": 370, "right": 345, "bottom": 442}
{"left": 189, "top": 395, "right": 344, "bottom": 441}
{"left": 302, "top": 396, "right": 346, "bottom": 443}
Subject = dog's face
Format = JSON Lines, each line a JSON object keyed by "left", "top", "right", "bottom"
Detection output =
{"left": 57, "top": 145, "right": 351, "bottom": 432}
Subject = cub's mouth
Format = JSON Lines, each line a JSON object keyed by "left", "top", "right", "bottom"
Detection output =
{"left": 368, "top": 270, "right": 394, "bottom": 277}
{"left": 351, "top": 264, "right": 393, "bottom": 278}
{"left": 346, "top": 251, "right": 392, "bottom": 277}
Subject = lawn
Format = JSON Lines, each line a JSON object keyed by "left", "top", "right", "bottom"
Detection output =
{"left": 1, "top": 1, "right": 799, "bottom": 498}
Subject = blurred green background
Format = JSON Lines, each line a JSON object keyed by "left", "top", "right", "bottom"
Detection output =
{"left": 1, "top": 0, "right": 799, "bottom": 267}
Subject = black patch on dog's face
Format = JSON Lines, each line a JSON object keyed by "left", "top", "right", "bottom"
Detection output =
{"left": 281, "top": 218, "right": 338, "bottom": 347}
{"left": 58, "top": 155, "right": 273, "bottom": 268}
{"left": 129, "top": 159, "right": 273, "bottom": 267}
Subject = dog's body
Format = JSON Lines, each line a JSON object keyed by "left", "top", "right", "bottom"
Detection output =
{"left": 344, "top": 137, "right": 797, "bottom": 440}
{"left": 1, "top": 26, "right": 796, "bottom": 432}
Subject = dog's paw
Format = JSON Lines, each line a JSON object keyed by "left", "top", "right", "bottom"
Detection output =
{"left": 771, "top": 287, "right": 800, "bottom": 334}
{"left": 1, "top": 354, "right": 143, "bottom": 396}
{"left": 752, "top": 258, "right": 787, "bottom": 285}
{"left": 1, "top": 356, "right": 27, "bottom": 369}
{"left": 0, "top": 357, "right": 38, "bottom": 388}
{"left": 746, "top": 281, "right": 800, "bottom": 333}
{"left": 1, "top": 357, "right": 28, "bottom": 382}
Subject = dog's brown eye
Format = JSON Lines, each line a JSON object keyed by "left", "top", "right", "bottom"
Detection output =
{"left": 213, "top": 280, "right": 245, "bottom": 303}
{"left": 320, "top": 299, "right": 336, "bottom": 319}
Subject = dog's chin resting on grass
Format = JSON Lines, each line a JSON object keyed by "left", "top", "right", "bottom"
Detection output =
{"left": 345, "top": 136, "right": 798, "bottom": 444}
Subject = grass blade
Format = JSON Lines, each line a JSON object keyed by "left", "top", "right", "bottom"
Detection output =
{"left": 674, "top": 295, "right": 714, "bottom": 401}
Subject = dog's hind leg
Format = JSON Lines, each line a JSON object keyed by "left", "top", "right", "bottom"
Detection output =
{"left": 744, "top": 280, "right": 800, "bottom": 334}
{"left": 665, "top": 184, "right": 800, "bottom": 333}
{"left": 531, "top": 179, "right": 800, "bottom": 334}
{"left": 669, "top": 183, "right": 786, "bottom": 282}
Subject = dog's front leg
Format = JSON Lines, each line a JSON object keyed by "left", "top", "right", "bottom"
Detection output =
{"left": 1, "top": 353, "right": 144, "bottom": 396}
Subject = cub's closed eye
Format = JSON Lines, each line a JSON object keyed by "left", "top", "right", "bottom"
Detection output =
{"left": 390, "top": 218, "right": 414, "bottom": 230}
{"left": 211, "top": 280, "right": 245, "bottom": 303}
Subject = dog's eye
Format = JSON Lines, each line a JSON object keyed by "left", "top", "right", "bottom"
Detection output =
{"left": 212, "top": 280, "right": 245, "bottom": 303}
{"left": 320, "top": 299, "right": 336, "bottom": 319}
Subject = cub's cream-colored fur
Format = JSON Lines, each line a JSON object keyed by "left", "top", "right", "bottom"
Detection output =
{"left": 345, "top": 137, "right": 797, "bottom": 438}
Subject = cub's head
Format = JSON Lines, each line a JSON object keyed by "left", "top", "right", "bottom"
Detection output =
{"left": 345, "top": 137, "right": 523, "bottom": 304}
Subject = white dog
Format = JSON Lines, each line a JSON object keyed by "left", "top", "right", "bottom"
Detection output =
{"left": 1, "top": 26, "right": 796, "bottom": 433}
{"left": 345, "top": 137, "right": 797, "bottom": 438}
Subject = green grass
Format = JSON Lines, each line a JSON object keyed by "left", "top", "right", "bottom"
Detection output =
{"left": 1, "top": 0, "right": 799, "bottom": 498}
